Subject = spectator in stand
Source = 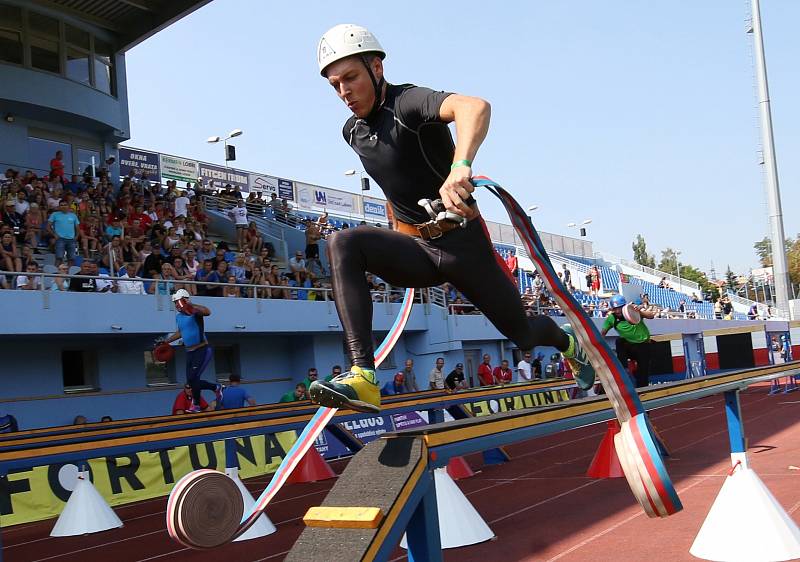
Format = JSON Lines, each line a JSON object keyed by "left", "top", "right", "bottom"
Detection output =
{"left": 289, "top": 250, "right": 307, "bottom": 283}
{"left": 217, "top": 373, "right": 256, "bottom": 409}
{"left": 589, "top": 265, "right": 601, "bottom": 297}
{"left": 2, "top": 205, "right": 25, "bottom": 248}
{"left": 48, "top": 200, "right": 80, "bottom": 266}
{"left": 228, "top": 200, "right": 248, "bottom": 250}
{"left": 304, "top": 220, "right": 322, "bottom": 266}
{"left": 24, "top": 202, "right": 44, "bottom": 248}
{"left": 445, "top": 363, "right": 467, "bottom": 391}
{"left": 328, "top": 365, "right": 343, "bottom": 382}
{"left": 429, "top": 357, "right": 445, "bottom": 390}
{"left": 51, "top": 263, "right": 70, "bottom": 291}
{"left": 691, "top": 292, "right": 702, "bottom": 303}
{"left": 0, "top": 231, "right": 21, "bottom": 271}
{"left": 204, "top": 260, "right": 229, "bottom": 297}
{"left": 229, "top": 253, "right": 249, "bottom": 283}
{"left": 493, "top": 359, "right": 513, "bottom": 385}
{"left": 562, "top": 264, "right": 573, "bottom": 291}
{"left": 516, "top": 351, "right": 532, "bottom": 383}
{"left": 721, "top": 296, "right": 733, "bottom": 320}
{"left": 380, "top": 372, "right": 405, "bottom": 396}
{"left": 117, "top": 262, "right": 145, "bottom": 294}
{"left": 15, "top": 261, "right": 41, "bottom": 290}
{"left": 14, "top": 190, "right": 29, "bottom": 216}
{"left": 532, "top": 352, "right": 544, "bottom": 379}
{"left": 280, "top": 382, "right": 308, "bottom": 403}
{"left": 69, "top": 261, "right": 97, "bottom": 292}
{"left": 244, "top": 222, "right": 263, "bottom": 254}
{"left": 748, "top": 303, "right": 759, "bottom": 320}
{"left": 714, "top": 298, "right": 722, "bottom": 320}
{"left": 50, "top": 151, "right": 65, "bottom": 180}
{"left": 222, "top": 274, "right": 240, "bottom": 297}
{"left": 172, "top": 384, "right": 210, "bottom": 414}
{"left": 478, "top": 354, "right": 493, "bottom": 386}
{"left": 197, "top": 239, "right": 216, "bottom": 262}
{"left": 174, "top": 190, "right": 190, "bottom": 218}
{"left": 402, "top": 358, "right": 419, "bottom": 393}
{"left": 301, "top": 367, "right": 324, "bottom": 389}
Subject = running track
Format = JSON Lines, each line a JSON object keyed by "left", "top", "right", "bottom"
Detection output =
{"left": 4, "top": 386, "right": 799, "bottom": 561}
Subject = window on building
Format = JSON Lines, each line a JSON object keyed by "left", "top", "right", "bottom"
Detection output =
{"left": 66, "top": 47, "right": 90, "bottom": 86}
{"left": 28, "top": 137, "right": 72, "bottom": 177}
{"left": 93, "top": 37, "right": 113, "bottom": 95}
{"left": 145, "top": 350, "right": 175, "bottom": 386}
{"left": 77, "top": 147, "right": 101, "bottom": 177}
{"left": 214, "top": 345, "right": 238, "bottom": 382}
{"left": 28, "top": 12, "right": 60, "bottom": 74}
{"left": 0, "top": 5, "right": 22, "bottom": 65}
{"left": 62, "top": 350, "right": 98, "bottom": 391}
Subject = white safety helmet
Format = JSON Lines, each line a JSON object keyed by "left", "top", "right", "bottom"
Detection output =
{"left": 317, "top": 24, "right": 386, "bottom": 76}
{"left": 171, "top": 289, "right": 191, "bottom": 302}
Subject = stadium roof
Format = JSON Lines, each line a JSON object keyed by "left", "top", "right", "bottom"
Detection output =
{"left": 30, "top": 0, "right": 211, "bottom": 51}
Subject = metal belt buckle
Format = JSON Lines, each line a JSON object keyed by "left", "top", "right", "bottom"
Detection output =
{"left": 419, "top": 221, "right": 443, "bottom": 240}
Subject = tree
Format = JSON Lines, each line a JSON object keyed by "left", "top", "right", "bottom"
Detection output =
{"left": 632, "top": 235, "right": 655, "bottom": 268}
{"left": 754, "top": 237, "right": 772, "bottom": 267}
{"left": 658, "top": 248, "right": 680, "bottom": 275}
{"left": 725, "top": 266, "right": 737, "bottom": 292}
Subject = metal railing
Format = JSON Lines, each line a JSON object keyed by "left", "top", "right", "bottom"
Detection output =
{"left": 594, "top": 251, "right": 701, "bottom": 292}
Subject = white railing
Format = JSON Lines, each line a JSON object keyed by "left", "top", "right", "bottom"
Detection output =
{"left": 594, "top": 251, "right": 700, "bottom": 292}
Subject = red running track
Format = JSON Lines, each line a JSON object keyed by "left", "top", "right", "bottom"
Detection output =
{"left": 3, "top": 386, "right": 799, "bottom": 562}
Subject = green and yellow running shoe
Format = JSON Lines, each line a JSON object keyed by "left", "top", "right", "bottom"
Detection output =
{"left": 308, "top": 366, "right": 381, "bottom": 414}
{"left": 561, "top": 324, "right": 596, "bottom": 391}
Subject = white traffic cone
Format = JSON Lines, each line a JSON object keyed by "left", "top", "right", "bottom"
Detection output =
{"left": 690, "top": 458, "right": 800, "bottom": 562}
{"left": 51, "top": 469, "right": 123, "bottom": 536}
{"left": 401, "top": 468, "right": 494, "bottom": 550}
{"left": 225, "top": 468, "right": 277, "bottom": 541}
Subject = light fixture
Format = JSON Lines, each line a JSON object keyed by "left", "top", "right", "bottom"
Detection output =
{"left": 110, "top": 325, "right": 123, "bottom": 331}
{"left": 527, "top": 205, "right": 539, "bottom": 212}
{"left": 344, "top": 169, "right": 357, "bottom": 176}
{"left": 228, "top": 129, "right": 243, "bottom": 138}
{"left": 207, "top": 136, "right": 221, "bottom": 143}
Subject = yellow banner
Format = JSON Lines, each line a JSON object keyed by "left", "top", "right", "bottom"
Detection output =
{"left": 464, "top": 389, "right": 571, "bottom": 417}
{"left": 0, "top": 431, "right": 297, "bottom": 527}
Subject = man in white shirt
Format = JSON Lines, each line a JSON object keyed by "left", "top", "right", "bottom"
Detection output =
{"left": 429, "top": 357, "right": 445, "bottom": 390}
{"left": 174, "top": 191, "right": 190, "bottom": 218}
{"left": 228, "top": 200, "right": 248, "bottom": 250}
{"left": 15, "top": 262, "right": 41, "bottom": 290}
{"left": 516, "top": 351, "right": 533, "bottom": 383}
{"left": 288, "top": 250, "right": 307, "bottom": 283}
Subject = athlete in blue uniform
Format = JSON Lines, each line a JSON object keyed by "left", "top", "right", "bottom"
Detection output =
{"left": 163, "top": 289, "right": 223, "bottom": 412}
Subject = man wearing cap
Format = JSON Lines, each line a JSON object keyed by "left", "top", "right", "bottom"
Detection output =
{"left": 601, "top": 294, "right": 656, "bottom": 388}
{"left": 445, "top": 363, "right": 467, "bottom": 391}
{"left": 288, "top": 250, "right": 308, "bottom": 283}
{"left": 161, "top": 289, "right": 223, "bottom": 412}
{"left": 308, "top": 24, "right": 594, "bottom": 414}
{"left": 380, "top": 372, "right": 405, "bottom": 396}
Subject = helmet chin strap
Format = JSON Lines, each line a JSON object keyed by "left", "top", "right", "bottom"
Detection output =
{"left": 360, "top": 55, "right": 385, "bottom": 119}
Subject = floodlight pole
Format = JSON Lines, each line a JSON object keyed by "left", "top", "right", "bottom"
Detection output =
{"left": 750, "top": 0, "right": 790, "bottom": 318}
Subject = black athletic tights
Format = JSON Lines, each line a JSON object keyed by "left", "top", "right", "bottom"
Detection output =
{"left": 327, "top": 219, "right": 570, "bottom": 369}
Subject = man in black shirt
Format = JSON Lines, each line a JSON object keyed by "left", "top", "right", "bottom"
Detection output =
{"left": 308, "top": 24, "right": 594, "bottom": 414}
{"left": 445, "top": 363, "right": 467, "bottom": 391}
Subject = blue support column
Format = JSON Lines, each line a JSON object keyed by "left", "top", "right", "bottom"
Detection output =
{"left": 406, "top": 471, "right": 442, "bottom": 562}
{"left": 427, "top": 407, "right": 444, "bottom": 425}
{"left": 224, "top": 439, "right": 238, "bottom": 470}
{"left": 723, "top": 390, "right": 748, "bottom": 468}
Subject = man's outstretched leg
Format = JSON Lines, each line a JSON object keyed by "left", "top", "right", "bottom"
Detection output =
{"left": 308, "top": 227, "right": 443, "bottom": 413}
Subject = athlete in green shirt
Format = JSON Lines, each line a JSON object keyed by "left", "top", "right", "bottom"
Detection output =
{"left": 601, "top": 295, "right": 656, "bottom": 387}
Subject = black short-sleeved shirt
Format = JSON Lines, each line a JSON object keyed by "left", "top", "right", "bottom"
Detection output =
{"left": 445, "top": 369, "right": 465, "bottom": 390}
{"left": 343, "top": 84, "right": 454, "bottom": 225}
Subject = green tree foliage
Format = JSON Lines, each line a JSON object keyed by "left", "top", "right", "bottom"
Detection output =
{"left": 631, "top": 235, "right": 655, "bottom": 268}
{"left": 725, "top": 266, "right": 737, "bottom": 292}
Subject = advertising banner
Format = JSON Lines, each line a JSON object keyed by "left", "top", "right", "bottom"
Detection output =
{"left": 159, "top": 154, "right": 199, "bottom": 184}
{"left": 198, "top": 163, "right": 249, "bottom": 192}
{"left": 118, "top": 147, "right": 160, "bottom": 180}
{"left": 363, "top": 196, "right": 388, "bottom": 219}
{"left": 296, "top": 183, "right": 360, "bottom": 214}
{"left": 249, "top": 173, "right": 279, "bottom": 196}
{"left": 278, "top": 179, "right": 294, "bottom": 201}
{"left": 463, "top": 388, "right": 571, "bottom": 417}
{"left": 0, "top": 431, "right": 297, "bottom": 526}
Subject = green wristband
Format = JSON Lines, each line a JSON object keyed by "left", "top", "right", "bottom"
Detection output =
{"left": 450, "top": 159, "right": 472, "bottom": 170}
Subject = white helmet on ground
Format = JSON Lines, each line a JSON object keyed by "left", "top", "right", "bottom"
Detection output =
{"left": 171, "top": 289, "right": 191, "bottom": 302}
{"left": 317, "top": 24, "right": 385, "bottom": 76}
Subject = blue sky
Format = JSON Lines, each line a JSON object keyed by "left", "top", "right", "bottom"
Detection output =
{"left": 125, "top": 0, "right": 800, "bottom": 276}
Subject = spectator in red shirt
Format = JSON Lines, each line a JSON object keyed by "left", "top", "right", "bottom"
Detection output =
{"left": 50, "top": 151, "right": 65, "bottom": 180}
{"left": 478, "top": 354, "right": 494, "bottom": 386}
{"left": 172, "top": 384, "right": 210, "bottom": 414}
{"left": 493, "top": 359, "right": 513, "bottom": 385}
